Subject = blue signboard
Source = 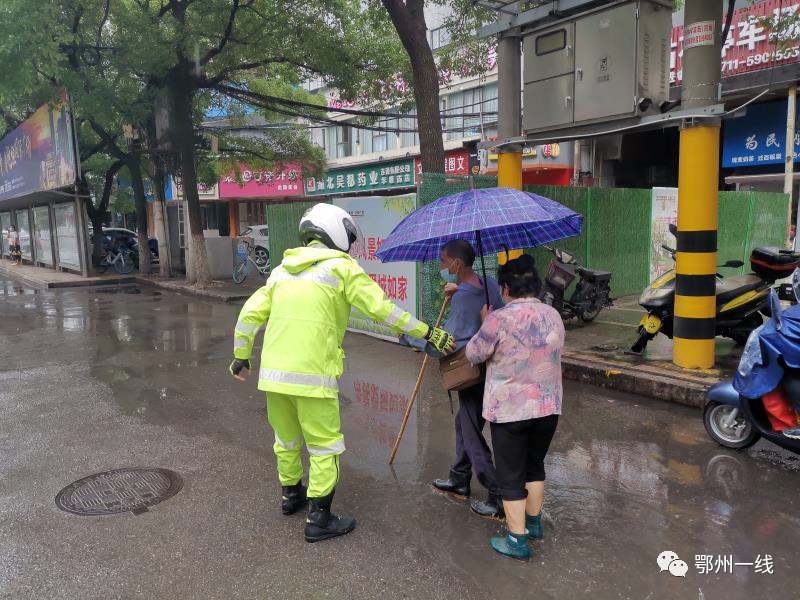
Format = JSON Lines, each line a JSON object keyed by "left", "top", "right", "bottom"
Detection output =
{"left": 722, "top": 100, "right": 800, "bottom": 168}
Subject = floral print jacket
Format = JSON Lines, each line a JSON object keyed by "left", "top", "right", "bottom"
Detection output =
{"left": 465, "top": 297, "right": 564, "bottom": 423}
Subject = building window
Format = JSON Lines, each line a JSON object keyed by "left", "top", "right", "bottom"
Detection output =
{"left": 336, "top": 125, "right": 351, "bottom": 158}
{"left": 429, "top": 27, "right": 451, "bottom": 50}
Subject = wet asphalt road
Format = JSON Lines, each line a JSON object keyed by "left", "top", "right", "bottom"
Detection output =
{"left": 0, "top": 277, "right": 799, "bottom": 600}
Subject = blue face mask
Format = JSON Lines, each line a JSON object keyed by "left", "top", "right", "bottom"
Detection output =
{"left": 440, "top": 267, "right": 458, "bottom": 284}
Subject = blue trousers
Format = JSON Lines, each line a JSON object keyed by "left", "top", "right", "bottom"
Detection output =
{"left": 451, "top": 381, "right": 498, "bottom": 495}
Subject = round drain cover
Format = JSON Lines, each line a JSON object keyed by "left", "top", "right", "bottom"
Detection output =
{"left": 55, "top": 468, "right": 183, "bottom": 516}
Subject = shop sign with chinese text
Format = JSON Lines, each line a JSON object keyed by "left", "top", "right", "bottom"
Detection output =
{"left": 722, "top": 99, "right": 800, "bottom": 167}
{"left": 305, "top": 159, "right": 415, "bottom": 196}
{"left": 414, "top": 150, "right": 470, "bottom": 176}
{"left": 671, "top": 0, "right": 800, "bottom": 84}
{"left": 219, "top": 163, "right": 303, "bottom": 198}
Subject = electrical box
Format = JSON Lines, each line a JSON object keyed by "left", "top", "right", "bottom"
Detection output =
{"left": 522, "top": 0, "right": 671, "bottom": 134}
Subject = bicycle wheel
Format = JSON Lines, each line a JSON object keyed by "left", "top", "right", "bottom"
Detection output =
{"left": 114, "top": 252, "right": 135, "bottom": 275}
{"left": 233, "top": 260, "right": 249, "bottom": 284}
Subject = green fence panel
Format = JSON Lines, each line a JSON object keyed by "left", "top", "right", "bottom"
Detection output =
{"left": 717, "top": 191, "right": 753, "bottom": 276}
{"left": 417, "top": 173, "right": 498, "bottom": 323}
{"left": 586, "top": 187, "right": 651, "bottom": 298}
{"left": 748, "top": 191, "right": 791, "bottom": 251}
{"left": 266, "top": 200, "right": 322, "bottom": 265}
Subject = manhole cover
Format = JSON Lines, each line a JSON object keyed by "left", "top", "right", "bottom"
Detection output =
{"left": 55, "top": 468, "right": 183, "bottom": 516}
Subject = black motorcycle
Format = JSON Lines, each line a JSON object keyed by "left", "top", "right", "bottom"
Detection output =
{"left": 539, "top": 245, "right": 613, "bottom": 322}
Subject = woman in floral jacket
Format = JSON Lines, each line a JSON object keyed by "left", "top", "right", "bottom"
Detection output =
{"left": 465, "top": 254, "right": 564, "bottom": 561}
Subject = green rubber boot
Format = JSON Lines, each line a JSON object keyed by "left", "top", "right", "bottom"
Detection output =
{"left": 490, "top": 532, "right": 530, "bottom": 561}
{"left": 526, "top": 513, "right": 543, "bottom": 540}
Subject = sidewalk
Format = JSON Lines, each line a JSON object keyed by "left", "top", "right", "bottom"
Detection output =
{"left": 135, "top": 274, "right": 264, "bottom": 302}
{"left": 0, "top": 258, "right": 135, "bottom": 288}
{"left": 560, "top": 295, "right": 738, "bottom": 407}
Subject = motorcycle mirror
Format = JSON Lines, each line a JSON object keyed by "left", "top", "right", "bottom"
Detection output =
{"left": 668, "top": 223, "right": 678, "bottom": 236}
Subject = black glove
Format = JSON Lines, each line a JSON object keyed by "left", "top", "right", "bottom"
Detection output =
{"left": 229, "top": 358, "right": 251, "bottom": 377}
{"left": 425, "top": 326, "right": 456, "bottom": 354}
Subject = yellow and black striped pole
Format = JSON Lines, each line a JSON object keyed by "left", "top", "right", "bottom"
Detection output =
{"left": 673, "top": 0, "right": 723, "bottom": 369}
{"left": 674, "top": 125, "right": 719, "bottom": 369}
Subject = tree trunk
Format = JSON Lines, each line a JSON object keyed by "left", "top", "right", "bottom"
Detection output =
{"left": 169, "top": 70, "right": 210, "bottom": 285}
{"left": 382, "top": 0, "right": 445, "bottom": 174}
{"left": 127, "top": 157, "right": 151, "bottom": 275}
{"left": 152, "top": 158, "right": 173, "bottom": 277}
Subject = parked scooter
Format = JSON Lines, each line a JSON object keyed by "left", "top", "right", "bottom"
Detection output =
{"left": 704, "top": 280, "right": 800, "bottom": 455}
{"left": 539, "top": 245, "right": 613, "bottom": 322}
{"left": 630, "top": 224, "right": 800, "bottom": 353}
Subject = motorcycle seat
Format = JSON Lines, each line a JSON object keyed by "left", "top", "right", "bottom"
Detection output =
{"left": 716, "top": 275, "right": 763, "bottom": 304}
{"left": 576, "top": 266, "right": 612, "bottom": 282}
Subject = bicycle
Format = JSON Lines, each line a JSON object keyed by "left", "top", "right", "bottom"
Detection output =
{"left": 98, "top": 243, "right": 136, "bottom": 275}
{"left": 232, "top": 240, "right": 270, "bottom": 284}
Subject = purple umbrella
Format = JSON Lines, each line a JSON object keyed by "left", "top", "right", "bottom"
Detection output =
{"left": 376, "top": 187, "right": 583, "bottom": 304}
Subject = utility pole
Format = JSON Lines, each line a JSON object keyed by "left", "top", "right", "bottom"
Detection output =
{"left": 673, "top": 0, "right": 723, "bottom": 369}
{"left": 496, "top": 32, "right": 524, "bottom": 265}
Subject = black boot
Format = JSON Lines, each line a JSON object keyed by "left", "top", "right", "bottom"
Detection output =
{"left": 469, "top": 493, "right": 505, "bottom": 521}
{"left": 304, "top": 490, "right": 356, "bottom": 543}
{"left": 432, "top": 469, "right": 471, "bottom": 499}
{"left": 281, "top": 482, "right": 307, "bottom": 515}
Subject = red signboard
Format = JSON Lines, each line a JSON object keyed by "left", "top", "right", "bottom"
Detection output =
{"left": 414, "top": 150, "right": 470, "bottom": 177}
{"left": 671, "top": 0, "right": 800, "bottom": 84}
{"left": 219, "top": 163, "right": 303, "bottom": 198}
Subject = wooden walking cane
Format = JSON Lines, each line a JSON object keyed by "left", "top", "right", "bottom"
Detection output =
{"left": 388, "top": 295, "right": 450, "bottom": 464}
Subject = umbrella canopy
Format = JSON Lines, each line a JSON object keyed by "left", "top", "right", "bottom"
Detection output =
{"left": 375, "top": 187, "right": 583, "bottom": 263}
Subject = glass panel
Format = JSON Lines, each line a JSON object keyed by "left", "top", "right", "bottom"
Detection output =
{"left": 0, "top": 212, "right": 10, "bottom": 257}
{"left": 33, "top": 205, "right": 54, "bottom": 266}
{"left": 15, "top": 210, "right": 32, "bottom": 259}
{"left": 54, "top": 203, "right": 80, "bottom": 268}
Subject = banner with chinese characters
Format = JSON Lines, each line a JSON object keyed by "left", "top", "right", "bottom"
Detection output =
{"left": 671, "top": 0, "right": 800, "bottom": 84}
{"left": 722, "top": 99, "right": 800, "bottom": 167}
{"left": 333, "top": 194, "right": 418, "bottom": 342}
{"left": 305, "top": 159, "right": 415, "bottom": 196}
{"left": 219, "top": 163, "right": 303, "bottom": 198}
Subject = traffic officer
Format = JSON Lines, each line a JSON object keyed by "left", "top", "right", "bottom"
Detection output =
{"left": 230, "top": 203, "right": 454, "bottom": 543}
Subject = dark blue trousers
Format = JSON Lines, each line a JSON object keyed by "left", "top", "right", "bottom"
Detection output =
{"left": 451, "top": 381, "right": 498, "bottom": 495}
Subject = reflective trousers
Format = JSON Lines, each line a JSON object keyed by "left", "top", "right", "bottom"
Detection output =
{"left": 266, "top": 392, "right": 345, "bottom": 498}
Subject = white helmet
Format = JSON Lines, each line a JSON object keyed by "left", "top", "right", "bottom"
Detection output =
{"left": 299, "top": 203, "right": 362, "bottom": 252}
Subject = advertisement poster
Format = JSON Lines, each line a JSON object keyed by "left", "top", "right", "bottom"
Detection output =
{"left": 650, "top": 187, "right": 678, "bottom": 283}
{"left": 0, "top": 90, "right": 77, "bottom": 203}
{"left": 333, "top": 194, "right": 417, "bottom": 342}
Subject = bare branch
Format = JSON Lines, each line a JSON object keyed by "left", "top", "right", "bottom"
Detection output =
{"left": 200, "top": 0, "right": 240, "bottom": 66}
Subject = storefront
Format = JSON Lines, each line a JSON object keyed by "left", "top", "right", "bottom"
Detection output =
{"left": 219, "top": 163, "right": 305, "bottom": 236}
{"left": 0, "top": 92, "right": 87, "bottom": 274}
{"left": 484, "top": 142, "right": 575, "bottom": 186}
{"left": 304, "top": 157, "right": 419, "bottom": 341}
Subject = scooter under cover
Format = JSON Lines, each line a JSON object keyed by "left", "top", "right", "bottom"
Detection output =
{"left": 734, "top": 291, "right": 800, "bottom": 399}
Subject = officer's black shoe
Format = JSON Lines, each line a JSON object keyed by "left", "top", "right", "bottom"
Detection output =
{"left": 432, "top": 469, "right": 471, "bottom": 500}
{"left": 281, "top": 482, "right": 308, "bottom": 515}
{"left": 469, "top": 493, "right": 505, "bottom": 521}
{"left": 304, "top": 490, "right": 356, "bottom": 543}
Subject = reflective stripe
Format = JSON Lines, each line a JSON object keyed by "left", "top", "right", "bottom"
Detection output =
{"left": 307, "top": 438, "right": 346, "bottom": 456}
{"left": 233, "top": 338, "right": 249, "bottom": 348}
{"left": 236, "top": 321, "right": 260, "bottom": 335}
{"left": 275, "top": 434, "right": 303, "bottom": 451}
{"left": 260, "top": 368, "right": 338, "bottom": 390}
{"left": 399, "top": 315, "right": 425, "bottom": 335}
{"left": 269, "top": 263, "right": 341, "bottom": 288}
{"left": 384, "top": 305, "right": 405, "bottom": 326}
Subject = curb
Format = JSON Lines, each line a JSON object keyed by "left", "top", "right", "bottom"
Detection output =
{"left": 134, "top": 277, "right": 251, "bottom": 303}
{"left": 0, "top": 264, "right": 135, "bottom": 289}
{"left": 561, "top": 351, "right": 717, "bottom": 408}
